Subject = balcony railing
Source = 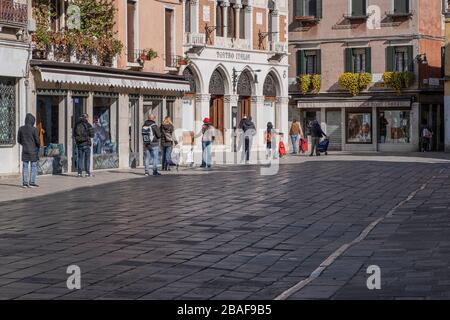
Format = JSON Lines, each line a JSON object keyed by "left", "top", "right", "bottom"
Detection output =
{"left": 0, "top": 0, "right": 27, "bottom": 26}
{"left": 215, "top": 36, "right": 252, "bottom": 50}
{"left": 269, "top": 41, "right": 288, "bottom": 54}
{"left": 127, "top": 48, "right": 146, "bottom": 65}
{"left": 184, "top": 32, "right": 206, "bottom": 46}
{"left": 164, "top": 54, "right": 182, "bottom": 68}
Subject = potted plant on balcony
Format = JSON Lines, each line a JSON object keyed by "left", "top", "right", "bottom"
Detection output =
{"left": 145, "top": 49, "right": 158, "bottom": 61}
{"left": 178, "top": 55, "right": 191, "bottom": 65}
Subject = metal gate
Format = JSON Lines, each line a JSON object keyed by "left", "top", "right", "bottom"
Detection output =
{"left": 326, "top": 110, "right": 342, "bottom": 151}
{"left": 0, "top": 77, "right": 16, "bottom": 145}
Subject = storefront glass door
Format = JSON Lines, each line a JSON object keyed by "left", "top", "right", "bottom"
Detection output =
{"left": 72, "top": 96, "right": 86, "bottom": 172}
{"left": 93, "top": 97, "right": 119, "bottom": 170}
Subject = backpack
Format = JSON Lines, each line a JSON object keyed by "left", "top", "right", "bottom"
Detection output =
{"left": 142, "top": 123, "right": 156, "bottom": 145}
{"left": 423, "top": 128, "right": 432, "bottom": 139}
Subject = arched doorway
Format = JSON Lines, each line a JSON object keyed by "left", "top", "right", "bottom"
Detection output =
{"left": 237, "top": 70, "right": 253, "bottom": 123}
{"left": 209, "top": 69, "right": 225, "bottom": 143}
{"left": 262, "top": 72, "right": 278, "bottom": 129}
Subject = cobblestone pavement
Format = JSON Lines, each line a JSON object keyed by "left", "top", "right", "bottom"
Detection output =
{"left": 0, "top": 156, "right": 449, "bottom": 300}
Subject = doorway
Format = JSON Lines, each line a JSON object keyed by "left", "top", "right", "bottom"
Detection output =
{"left": 210, "top": 95, "right": 224, "bottom": 144}
{"left": 238, "top": 96, "right": 251, "bottom": 124}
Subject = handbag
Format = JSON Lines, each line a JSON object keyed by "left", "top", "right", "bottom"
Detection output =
{"left": 300, "top": 138, "right": 308, "bottom": 153}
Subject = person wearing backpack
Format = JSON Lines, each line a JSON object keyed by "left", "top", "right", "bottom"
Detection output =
{"left": 160, "top": 116, "right": 177, "bottom": 171}
{"left": 142, "top": 113, "right": 161, "bottom": 176}
{"left": 73, "top": 113, "right": 94, "bottom": 178}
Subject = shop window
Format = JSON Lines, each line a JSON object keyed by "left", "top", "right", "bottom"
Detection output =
{"left": 144, "top": 99, "right": 163, "bottom": 124}
{"left": 347, "top": 111, "right": 372, "bottom": 143}
{"left": 93, "top": 97, "right": 119, "bottom": 169}
{"left": 166, "top": 100, "right": 174, "bottom": 120}
{"left": 36, "top": 96, "right": 65, "bottom": 157}
{"left": 379, "top": 110, "right": 411, "bottom": 144}
{"left": 297, "top": 50, "right": 321, "bottom": 75}
{"left": 345, "top": 48, "right": 371, "bottom": 73}
{"left": 0, "top": 78, "right": 16, "bottom": 145}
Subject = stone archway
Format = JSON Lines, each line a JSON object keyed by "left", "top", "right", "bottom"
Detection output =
{"left": 237, "top": 70, "right": 253, "bottom": 123}
{"left": 208, "top": 69, "right": 226, "bottom": 143}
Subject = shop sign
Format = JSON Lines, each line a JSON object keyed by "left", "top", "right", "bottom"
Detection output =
{"left": 216, "top": 51, "right": 251, "bottom": 61}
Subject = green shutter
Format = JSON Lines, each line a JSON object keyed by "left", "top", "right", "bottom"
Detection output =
{"left": 394, "top": 0, "right": 409, "bottom": 13}
{"left": 316, "top": 49, "right": 321, "bottom": 74}
{"left": 295, "top": 0, "right": 304, "bottom": 17}
{"left": 406, "top": 45, "right": 414, "bottom": 72}
{"left": 386, "top": 46, "right": 395, "bottom": 71}
{"left": 352, "top": 0, "right": 365, "bottom": 16}
{"left": 316, "top": 0, "right": 322, "bottom": 19}
{"left": 297, "top": 50, "right": 305, "bottom": 75}
{"left": 345, "top": 48, "right": 353, "bottom": 72}
{"left": 365, "top": 47, "right": 371, "bottom": 73}
{"left": 442, "top": 46, "right": 445, "bottom": 77}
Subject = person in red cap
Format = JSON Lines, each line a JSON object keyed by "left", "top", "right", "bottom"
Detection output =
{"left": 200, "top": 117, "right": 215, "bottom": 168}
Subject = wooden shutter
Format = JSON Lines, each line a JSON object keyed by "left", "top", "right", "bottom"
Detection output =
{"left": 365, "top": 47, "right": 371, "bottom": 73}
{"left": 316, "top": 49, "right": 322, "bottom": 74}
{"left": 127, "top": 1, "right": 135, "bottom": 62}
{"left": 345, "top": 48, "right": 353, "bottom": 72}
{"left": 295, "top": 0, "right": 304, "bottom": 17}
{"left": 386, "top": 46, "right": 395, "bottom": 71}
{"left": 316, "top": 0, "right": 322, "bottom": 19}
{"left": 406, "top": 45, "right": 414, "bottom": 71}
{"left": 297, "top": 50, "right": 305, "bottom": 75}
{"left": 165, "top": 9, "right": 173, "bottom": 67}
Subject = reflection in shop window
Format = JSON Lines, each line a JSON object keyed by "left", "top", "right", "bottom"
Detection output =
{"left": 347, "top": 112, "right": 372, "bottom": 143}
{"left": 36, "top": 96, "right": 65, "bottom": 157}
{"left": 378, "top": 110, "right": 410, "bottom": 144}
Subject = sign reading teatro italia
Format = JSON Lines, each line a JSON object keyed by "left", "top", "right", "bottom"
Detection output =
{"left": 216, "top": 51, "right": 251, "bottom": 61}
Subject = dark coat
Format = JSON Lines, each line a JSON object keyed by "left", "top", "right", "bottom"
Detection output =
{"left": 160, "top": 123, "right": 176, "bottom": 147}
{"left": 17, "top": 113, "right": 40, "bottom": 162}
{"left": 241, "top": 118, "right": 256, "bottom": 137}
{"left": 311, "top": 121, "right": 326, "bottom": 138}
{"left": 74, "top": 118, "right": 94, "bottom": 147}
{"left": 143, "top": 120, "right": 161, "bottom": 147}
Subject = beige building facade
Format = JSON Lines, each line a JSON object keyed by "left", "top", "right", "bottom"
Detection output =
{"left": 289, "top": 0, "right": 445, "bottom": 152}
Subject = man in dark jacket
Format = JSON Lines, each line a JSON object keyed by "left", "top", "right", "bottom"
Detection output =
{"left": 241, "top": 116, "right": 256, "bottom": 163}
{"left": 18, "top": 113, "right": 40, "bottom": 188}
{"left": 310, "top": 120, "right": 327, "bottom": 157}
{"left": 73, "top": 113, "right": 94, "bottom": 177}
{"left": 142, "top": 113, "right": 161, "bottom": 176}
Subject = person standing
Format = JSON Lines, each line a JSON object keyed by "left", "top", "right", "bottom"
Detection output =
{"left": 241, "top": 116, "right": 256, "bottom": 163}
{"left": 160, "top": 116, "right": 177, "bottom": 171}
{"left": 420, "top": 121, "right": 433, "bottom": 152}
{"left": 310, "top": 120, "right": 327, "bottom": 157}
{"left": 142, "top": 114, "right": 161, "bottom": 176}
{"left": 73, "top": 113, "right": 94, "bottom": 178}
{"left": 264, "top": 122, "right": 280, "bottom": 159}
{"left": 379, "top": 113, "right": 389, "bottom": 143}
{"left": 200, "top": 117, "right": 215, "bottom": 168}
{"left": 289, "top": 119, "right": 304, "bottom": 154}
{"left": 18, "top": 113, "right": 40, "bottom": 188}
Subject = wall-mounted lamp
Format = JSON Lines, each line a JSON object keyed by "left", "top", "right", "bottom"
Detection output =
{"left": 416, "top": 53, "right": 428, "bottom": 65}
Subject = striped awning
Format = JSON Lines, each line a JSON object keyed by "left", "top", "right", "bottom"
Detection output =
{"left": 36, "top": 67, "right": 190, "bottom": 92}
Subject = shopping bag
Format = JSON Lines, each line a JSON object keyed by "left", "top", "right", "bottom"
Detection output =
{"left": 186, "top": 149, "right": 194, "bottom": 164}
{"left": 171, "top": 146, "right": 181, "bottom": 166}
{"left": 300, "top": 138, "right": 308, "bottom": 153}
{"left": 279, "top": 141, "right": 286, "bottom": 158}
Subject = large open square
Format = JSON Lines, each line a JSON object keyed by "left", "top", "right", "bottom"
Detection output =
{"left": 1, "top": 154, "right": 450, "bottom": 300}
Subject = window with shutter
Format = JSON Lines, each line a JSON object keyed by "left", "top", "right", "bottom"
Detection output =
{"left": 295, "top": 0, "right": 304, "bottom": 17}
{"left": 394, "top": 0, "right": 409, "bottom": 14}
{"left": 352, "top": 0, "right": 366, "bottom": 16}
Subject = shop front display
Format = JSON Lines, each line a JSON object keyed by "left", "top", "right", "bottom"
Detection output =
{"left": 346, "top": 111, "right": 372, "bottom": 144}
{"left": 378, "top": 110, "right": 411, "bottom": 144}
{"left": 93, "top": 96, "right": 119, "bottom": 170}
{"left": 36, "top": 94, "right": 67, "bottom": 175}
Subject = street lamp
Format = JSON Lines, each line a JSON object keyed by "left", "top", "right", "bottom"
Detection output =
{"left": 416, "top": 53, "right": 428, "bottom": 65}
{"left": 232, "top": 68, "right": 261, "bottom": 94}
{"left": 258, "top": 30, "right": 279, "bottom": 50}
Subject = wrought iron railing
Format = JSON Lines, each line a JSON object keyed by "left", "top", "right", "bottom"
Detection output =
{"left": 165, "top": 54, "right": 180, "bottom": 68}
{"left": 127, "top": 48, "right": 146, "bottom": 64}
{"left": 0, "top": 0, "right": 27, "bottom": 26}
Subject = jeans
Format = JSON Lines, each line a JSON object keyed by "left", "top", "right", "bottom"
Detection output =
{"left": 242, "top": 137, "right": 252, "bottom": 162}
{"left": 145, "top": 145, "right": 159, "bottom": 174}
{"left": 290, "top": 135, "right": 299, "bottom": 154}
{"left": 23, "top": 161, "right": 37, "bottom": 186}
{"left": 201, "top": 141, "right": 212, "bottom": 167}
{"left": 77, "top": 145, "right": 91, "bottom": 175}
{"left": 310, "top": 137, "right": 320, "bottom": 156}
{"left": 162, "top": 146, "right": 172, "bottom": 170}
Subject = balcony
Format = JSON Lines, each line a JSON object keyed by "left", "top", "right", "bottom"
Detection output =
{"left": 33, "top": 44, "right": 117, "bottom": 68}
{"left": 0, "top": 0, "right": 28, "bottom": 28}
{"left": 184, "top": 32, "right": 206, "bottom": 46}
{"left": 270, "top": 41, "right": 288, "bottom": 54}
{"left": 215, "top": 36, "right": 252, "bottom": 50}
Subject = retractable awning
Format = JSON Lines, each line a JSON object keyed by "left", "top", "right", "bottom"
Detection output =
{"left": 35, "top": 67, "right": 190, "bottom": 93}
